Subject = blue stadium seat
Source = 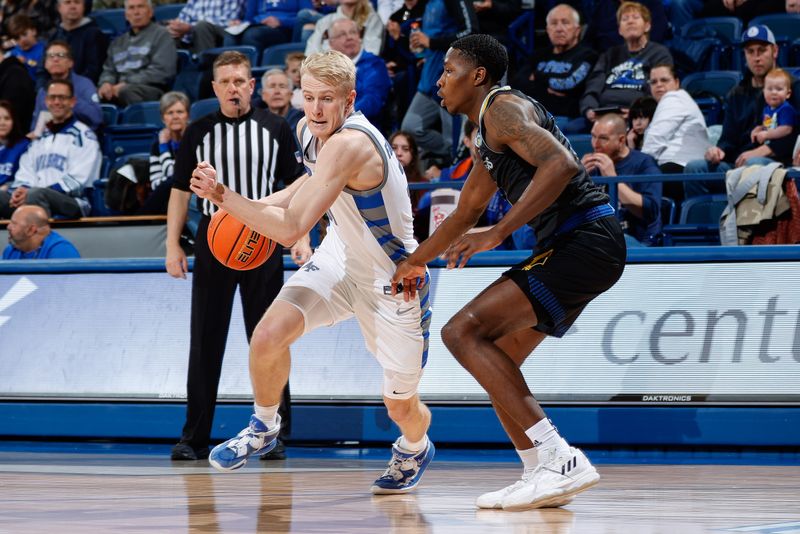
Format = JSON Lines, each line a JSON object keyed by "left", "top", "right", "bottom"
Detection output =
{"left": 92, "top": 9, "right": 128, "bottom": 38}
{"left": 261, "top": 42, "right": 305, "bottom": 67}
{"left": 190, "top": 98, "right": 219, "bottom": 121}
{"left": 663, "top": 194, "right": 727, "bottom": 245}
{"left": 682, "top": 71, "right": 742, "bottom": 125}
{"left": 154, "top": 3, "right": 184, "bottom": 22}
{"left": 750, "top": 13, "right": 800, "bottom": 41}
{"left": 101, "top": 103, "right": 119, "bottom": 126}
{"left": 676, "top": 17, "right": 742, "bottom": 70}
{"left": 661, "top": 196, "right": 676, "bottom": 226}
{"left": 119, "top": 102, "right": 163, "bottom": 127}
{"left": 566, "top": 134, "right": 592, "bottom": 159}
{"left": 103, "top": 125, "right": 160, "bottom": 158}
{"left": 507, "top": 10, "right": 535, "bottom": 64}
{"left": 198, "top": 46, "right": 258, "bottom": 70}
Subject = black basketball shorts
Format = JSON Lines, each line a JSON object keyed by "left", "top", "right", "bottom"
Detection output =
{"left": 503, "top": 216, "right": 627, "bottom": 337}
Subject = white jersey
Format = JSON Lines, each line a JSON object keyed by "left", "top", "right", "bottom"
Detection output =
{"left": 300, "top": 111, "right": 418, "bottom": 290}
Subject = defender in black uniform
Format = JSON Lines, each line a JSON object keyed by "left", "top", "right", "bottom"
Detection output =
{"left": 393, "top": 35, "right": 626, "bottom": 510}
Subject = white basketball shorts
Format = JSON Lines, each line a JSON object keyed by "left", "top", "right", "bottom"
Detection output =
{"left": 275, "top": 245, "right": 432, "bottom": 399}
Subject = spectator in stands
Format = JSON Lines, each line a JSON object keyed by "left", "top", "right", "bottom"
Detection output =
{"left": 684, "top": 25, "right": 794, "bottom": 197}
{"left": 511, "top": 3, "right": 597, "bottom": 120}
{"left": 642, "top": 64, "right": 709, "bottom": 174}
{"left": 389, "top": 129, "right": 425, "bottom": 213}
{"left": 0, "top": 0, "right": 58, "bottom": 41}
{"left": 399, "top": 0, "right": 476, "bottom": 164}
{"left": 140, "top": 91, "right": 189, "bottom": 215}
{"left": 0, "top": 79, "right": 101, "bottom": 219}
{"left": 291, "top": 0, "right": 336, "bottom": 44}
{"left": 6, "top": 14, "right": 44, "bottom": 80}
{"left": 285, "top": 51, "right": 305, "bottom": 110}
{"left": 626, "top": 95, "right": 655, "bottom": 150}
{"left": 583, "top": 0, "right": 668, "bottom": 51}
{"left": 789, "top": 0, "right": 800, "bottom": 13}
{"left": 97, "top": 0, "right": 177, "bottom": 106}
{"left": 0, "top": 100, "right": 30, "bottom": 191}
{"left": 751, "top": 68, "right": 797, "bottom": 154}
{"left": 30, "top": 41, "right": 102, "bottom": 136}
{"left": 0, "top": 55, "right": 35, "bottom": 129}
{"left": 257, "top": 68, "right": 303, "bottom": 133}
{"left": 327, "top": 17, "right": 391, "bottom": 128}
{"left": 2, "top": 204, "right": 80, "bottom": 259}
{"left": 581, "top": 113, "right": 662, "bottom": 246}
{"left": 576, "top": 2, "right": 672, "bottom": 134}
{"left": 471, "top": 0, "right": 520, "bottom": 49}
{"left": 305, "top": 0, "right": 385, "bottom": 56}
{"left": 223, "top": 0, "right": 305, "bottom": 57}
{"left": 381, "top": 0, "right": 425, "bottom": 120}
{"left": 165, "top": 0, "right": 244, "bottom": 55}
{"left": 49, "top": 0, "right": 108, "bottom": 85}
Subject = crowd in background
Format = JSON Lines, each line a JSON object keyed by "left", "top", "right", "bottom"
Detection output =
{"left": 2, "top": 0, "right": 800, "bottom": 253}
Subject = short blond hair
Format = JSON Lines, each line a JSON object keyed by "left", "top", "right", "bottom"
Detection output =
{"left": 301, "top": 51, "right": 355, "bottom": 94}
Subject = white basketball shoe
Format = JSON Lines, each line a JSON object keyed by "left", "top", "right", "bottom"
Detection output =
{"left": 501, "top": 447, "right": 599, "bottom": 511}
{"left": 476, "top": 470, "right": 574, "bottom": 509}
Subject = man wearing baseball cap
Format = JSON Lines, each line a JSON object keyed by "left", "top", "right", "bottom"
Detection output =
{"left": 683, "top": 24, "right": 796, "bottom": 196}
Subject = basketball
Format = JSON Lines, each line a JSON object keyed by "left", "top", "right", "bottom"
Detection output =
{"left": 207, "top": 209, "right": 275, "bottom": 270}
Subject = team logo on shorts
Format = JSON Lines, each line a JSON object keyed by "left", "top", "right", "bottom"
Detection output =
{"left": 521, "top": 249, "right": 553, "bottom": 270}
{"left": 302, "top": 261, "right": 319, "bottom": 272}
{"left": 483, "top": 156, "right": 493, "bottom": 171}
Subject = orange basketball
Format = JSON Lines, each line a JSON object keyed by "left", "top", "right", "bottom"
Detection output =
{"left": 207, "top": 209, "right": 276, "bottom": 270}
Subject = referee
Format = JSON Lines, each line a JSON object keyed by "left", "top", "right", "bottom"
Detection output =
{"left": 166, "top": 51, "right": 306, "bottom": 461}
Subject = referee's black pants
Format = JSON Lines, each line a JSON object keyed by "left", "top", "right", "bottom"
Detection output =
{"left": 180, "top": 215, "right": 291, "bottom": 449}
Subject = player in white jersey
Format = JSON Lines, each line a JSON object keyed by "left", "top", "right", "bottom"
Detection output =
{"left": 190, "top": 50, "right": 435, "bottom": 494}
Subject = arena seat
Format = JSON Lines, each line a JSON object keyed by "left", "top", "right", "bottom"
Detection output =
{"left": 92, "top": 8, "right": 127, "bottom": 38}
{"left": 260, "top": 42, "right": 305, "bottom": 67}
{"left": 198, "top": 46, "right": 258, "bottom": 70}
{"left": 119, "top": 102, "right": 163, "bottom": 127}
{"left": 190, "top": 98, "right": 219, "bottom": 121}
{"left": 101, "top": 103, "right": 119, "bottom": 127}
{"left": 662, "top": 194, "right": 727, "bottom": 246}
{"left": 682, "top": 71, "right": 742, "bottom": 125}
{"left": 154, "top": 3, "right": 185, "bottom": 22}
{"left": 103, "top": 125, "right": 160, "bottom": 158}
{"left": 566, "top": 134, "right": 592, "bottom": 159}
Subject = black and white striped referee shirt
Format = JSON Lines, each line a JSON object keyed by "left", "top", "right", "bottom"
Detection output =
{"left": 172, "top": 107, "right": 304, "bottom": 216}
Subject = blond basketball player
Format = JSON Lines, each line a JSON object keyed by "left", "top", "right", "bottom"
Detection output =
{"left": 189, "top": 51, "right": 435, "bottom": 494}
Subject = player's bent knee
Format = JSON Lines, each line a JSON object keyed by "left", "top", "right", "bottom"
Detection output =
{"left": 250, "top": 320, "right": 293, "bottom": 355}
{"left": 441, "top": 312, "right": 481, "bottom": 352}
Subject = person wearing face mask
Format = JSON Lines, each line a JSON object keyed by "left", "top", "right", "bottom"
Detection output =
{"left": 166, "top": 51, "right": 309, "bottom": 463}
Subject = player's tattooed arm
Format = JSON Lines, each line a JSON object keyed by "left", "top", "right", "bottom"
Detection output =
{"left": 486, "top": 96, "right": 566, "bottom": 168}
{"left": 482, "top": 95, "right": 581, "bottom": 242}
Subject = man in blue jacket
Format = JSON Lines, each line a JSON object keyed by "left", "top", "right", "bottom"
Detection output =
{"left": 399, "top": 0, "right": 477, "bottom": 164}
{"left": 3, "top": 205, "right": 80, "bottom": 259}
{"left": 327, "top": 18, "right": 391, "bottom": 129}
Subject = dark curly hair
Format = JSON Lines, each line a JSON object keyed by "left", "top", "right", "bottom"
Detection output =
{"left": 0, "top": 100, "right": 26, "bottom": 147}
{"left": 450, "top": 34, "right": 508, "bottom": 86}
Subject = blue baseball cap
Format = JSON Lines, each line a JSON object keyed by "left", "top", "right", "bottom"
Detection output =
{"left": 742, "top": 25, "right": 776, "bottom": 46}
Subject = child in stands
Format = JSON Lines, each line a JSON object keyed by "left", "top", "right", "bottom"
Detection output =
{"left": 751, "top": 68, "right": 797, "bottom": 155}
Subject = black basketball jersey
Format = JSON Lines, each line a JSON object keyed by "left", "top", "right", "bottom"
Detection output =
{"left": 476, "top": 86, "right": 608, "bottom": 246}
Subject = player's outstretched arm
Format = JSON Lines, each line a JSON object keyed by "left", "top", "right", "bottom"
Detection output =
{"left": 191, "top": 134, "right": 362, "bottom": 246}
{"left": 484, "top": 95, "right": 580, "bottom": 242}
{"left": 392, "top": 161, "right": 497, "bottom": 299}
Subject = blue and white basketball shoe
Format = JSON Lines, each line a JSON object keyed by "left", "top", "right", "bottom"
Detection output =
{"left": 371, "top": 437, "right": 435, "bottom": 494}
{"left": 209, "top": 415, "right": 279, "bottom": 472}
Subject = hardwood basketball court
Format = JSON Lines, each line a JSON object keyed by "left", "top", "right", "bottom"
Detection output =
{"left": 1, "top": 445, "right": 798, "bottom": 533}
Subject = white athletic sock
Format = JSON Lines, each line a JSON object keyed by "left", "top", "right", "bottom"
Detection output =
{"left": 254, "top": 403, "right": 280, "bottom": 428}
{"left": 398, "top": 434, "right": 427, "bottom": 453}
{"left": 516, "top": 447, "right": 539, "bottom": 472}
{"left": 524, "top": 418, "right": 569, "bottom": 454}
